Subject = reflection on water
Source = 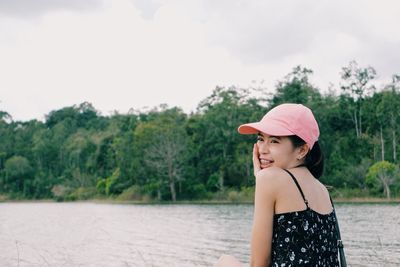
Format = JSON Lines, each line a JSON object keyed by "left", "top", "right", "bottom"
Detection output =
{"left": 0, "top": 202, "right": 399, "bottom": 266}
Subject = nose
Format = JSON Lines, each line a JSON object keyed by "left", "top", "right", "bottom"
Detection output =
{"left": 257, "top": 141, "right": 269, "bottom": 154}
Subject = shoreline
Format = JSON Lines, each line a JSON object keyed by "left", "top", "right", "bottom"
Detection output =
{"left": 333, "top": 197, "right": 400, "bottom": 204}
{"left": 1, "top": 197, "right": 400, "bottom": 205}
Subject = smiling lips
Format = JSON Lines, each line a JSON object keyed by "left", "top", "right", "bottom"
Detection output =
{"left": 259, "top": 158, "right": 274, "bottom": 168}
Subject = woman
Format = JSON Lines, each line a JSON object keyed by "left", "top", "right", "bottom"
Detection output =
{"left": 213, "top": 103, "right": 339, "bottom": 267}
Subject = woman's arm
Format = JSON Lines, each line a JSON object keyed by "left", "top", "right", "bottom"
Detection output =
{"left": 250, "top": 168, "right": 278, "bottom": 267}
{"left": 213, "top": 255, "right": 243, "bottom": 267}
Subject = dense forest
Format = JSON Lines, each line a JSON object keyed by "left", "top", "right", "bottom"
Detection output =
{"left": 1, "top": 61, "right": 400, "bottom": 202}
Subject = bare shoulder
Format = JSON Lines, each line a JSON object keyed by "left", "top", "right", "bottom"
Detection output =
{"left": 318, "top": 181, "right": 333, "bottom": 197}
{"left": 255, "top": 167, "right": 288, "bottom": 194}
{"left": 256, "top": 167, "right": 288, "bottom": 180}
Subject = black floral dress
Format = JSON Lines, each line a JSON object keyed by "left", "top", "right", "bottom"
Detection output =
{"left": 270, "top": 169, "right": 339, "bottom": 266}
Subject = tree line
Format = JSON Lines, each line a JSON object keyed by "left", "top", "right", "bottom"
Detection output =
{"left": 1, "top": 61, "right": 400, "bottom": 201}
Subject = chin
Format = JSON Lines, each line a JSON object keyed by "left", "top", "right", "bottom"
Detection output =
{"left": 260, "top": 164, "right": 273, "bottom": 169}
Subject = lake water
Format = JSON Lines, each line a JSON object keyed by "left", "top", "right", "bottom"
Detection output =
{"left": 0, "top": 202, "right": 399, "bottom": 267}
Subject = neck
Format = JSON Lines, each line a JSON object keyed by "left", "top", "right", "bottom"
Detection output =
{"left": 287, "top": 162, "right": 307, "bottom": 169}
{"left": 295, "top": 163, "right": 307, "bottom": 168}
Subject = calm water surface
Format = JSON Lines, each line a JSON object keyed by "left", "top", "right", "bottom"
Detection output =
{"left": 0, "top": 202, "right": 399, "bottom": 267}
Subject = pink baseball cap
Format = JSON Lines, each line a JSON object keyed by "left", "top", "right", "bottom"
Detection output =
{"left": 237, "top": 103, "right": 319, "bottom": 150}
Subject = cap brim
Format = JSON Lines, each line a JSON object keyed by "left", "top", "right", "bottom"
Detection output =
{"left": 237, "top": 122, "right": 261, "bottom": 134}
{"left": 238, "top": 121, "right": 295, "bottom": 136}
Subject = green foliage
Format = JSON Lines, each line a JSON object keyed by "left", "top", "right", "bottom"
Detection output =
{"left": 271, "top": 66, "right": 320, "bottom": 106}
{"left": 184, "top": 183, "right": 210, "bottom": 200}
{"left": 4, "top": 155, "right": 33, "bottom": 194}
{"left": 329, "top": 187, "right": 371, "bottom": 199}
{"left": 96, "top": 169, "right": 124, "bottom": 196}
{"left": 206, "top": 173, "right": 221, "bottom": 192}
{"left": 96, "top": 178, "right": 107, "bottom": 195}
{"left": 366, "top": 161, "right": 396, "bottom": 185}
{"left": 104, "top": 168, "right": 123, "bottom": 195}
{"left": 51, "top": 184, "right": 72, "bottom": 201}
{"left": 132, "top": 106, "right": 188, "bottom": 201}
{"left": 366, "top": 161, "right": 399, "bottom": 198}
{"left": 140, "top": 182, "right": 161, "bottom": 200}
{"left": 209, "top": 187, "right": 254, "bottom": 202}
{"left": 227, "top": 187, "right": 254, "bottom": 203}
{"left": 68, "top": 187, "right": 96, "bottom": 200}
{"left": 1, "top": 61, "right": 400, "bottom": 201}
{"left": 116, "top": 185, "right": 142, "bottom": 201}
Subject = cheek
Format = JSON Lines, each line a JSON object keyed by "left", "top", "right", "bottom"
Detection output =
{"left": 269, "top": 146, "right": 282, "bottom": 154}
{"left": 270, "top": 147, "right": 292, "bottom": 159}
{"left": 256, "top": 142, "right": 264, "bottom": 151}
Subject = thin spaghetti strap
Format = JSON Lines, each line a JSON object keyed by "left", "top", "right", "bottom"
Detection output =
{"left": 283, "top": 169, "right": 309, "bottom": 208}
{"left": 329, "top": 195, "right": 335, "bottom": 209}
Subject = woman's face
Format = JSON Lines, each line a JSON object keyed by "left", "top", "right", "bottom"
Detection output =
{"left": 256, "top": 132, "right": 300, "bottom": 169}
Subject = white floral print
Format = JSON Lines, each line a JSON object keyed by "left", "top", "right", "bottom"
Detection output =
{"left": 270, "top": 169, "right": 339, "bottom": 267}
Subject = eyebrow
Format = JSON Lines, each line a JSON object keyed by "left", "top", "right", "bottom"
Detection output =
{"left": 257, "top": 133, "right": 282, "bottom": 139}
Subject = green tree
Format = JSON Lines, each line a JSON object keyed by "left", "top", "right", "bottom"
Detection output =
{"left": 4, "top": 156, "right": 33, "bottom": 195}
{"left": 366, "top": 161, "right": 399, "bottom": 199}
{"left": 194, "top": 86, "right": 264, "bottom": 191}
{"left": 1, "top": 64, "right": 400, "bottom": 201}
{"left": 375, "top": 75, "right": 400, "bottom": 162}
{"left": 31, "top": 128, "right": 58, "bottom": 197}
{"left": 340, "top": 60, "right": 376, "bottom": 138}
{"left": 0, "top": 111, "right": 13, "bottom": 171}
{"left": 62, "top": 130, "right": 97, "bottom": 188}
{"left": 270, "top": 66, "right": 321, "bottom": 107}
{"left": 110, "top": 113, "right": 138, "bottom": 189}
{"left": 134, "top": 106, "right": 188, "bottom": 201}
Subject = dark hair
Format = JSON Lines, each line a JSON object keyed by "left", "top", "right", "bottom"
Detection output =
{"left": 288, "top": 135, "right": 324, "bottom": 179}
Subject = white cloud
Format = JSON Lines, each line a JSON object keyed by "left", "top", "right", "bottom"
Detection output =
{"left": 0, "top": 0, "right": 251, "bottom": 120}
{"left": 0, "top": 0, "right": 399, "bottom": 121}
{"left": 0, "top": 0, "right": 103, "bottom": 18}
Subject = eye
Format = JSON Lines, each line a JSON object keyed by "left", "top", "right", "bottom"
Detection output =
{"left": 270, "top": 138, "right": 279, "bottom": 143}
{"left": 257, "top": 136, "right": 263, "bottom": 142}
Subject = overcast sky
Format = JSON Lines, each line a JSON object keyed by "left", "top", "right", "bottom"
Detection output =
{"left": 1, "top": 0, "right": 399, "bottom": 121}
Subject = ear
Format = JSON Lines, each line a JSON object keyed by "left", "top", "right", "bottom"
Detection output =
{"left": 296, "top": 144, "right": 310, "bottom": 160}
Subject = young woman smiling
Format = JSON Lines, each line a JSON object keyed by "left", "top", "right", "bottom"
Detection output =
{"left": 213, "top": 103, "right": 339, "bottom": 267}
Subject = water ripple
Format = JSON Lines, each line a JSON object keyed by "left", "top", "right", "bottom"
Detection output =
{"left": 0, "top": 202, "right": 399, "bottom": 266}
